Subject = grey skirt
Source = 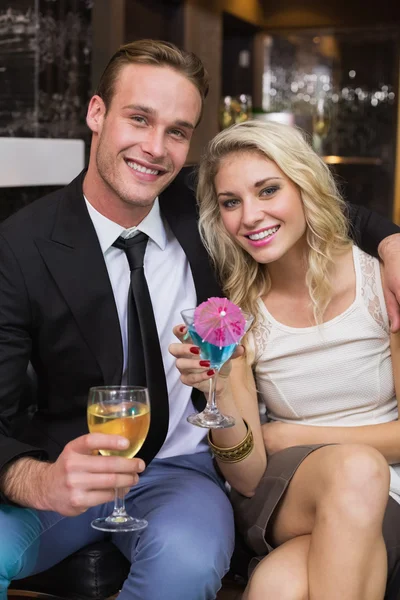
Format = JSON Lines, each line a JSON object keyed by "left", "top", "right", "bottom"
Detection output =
{"left": 231, "top": 445, "right": 322, "bottom": 557}
{"left": 230, "top": 444, "right": 400, "bottom": 587}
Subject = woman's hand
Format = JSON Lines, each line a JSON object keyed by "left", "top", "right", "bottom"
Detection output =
{"left": 168, "top": 325, "right": 243, "bottom": 397}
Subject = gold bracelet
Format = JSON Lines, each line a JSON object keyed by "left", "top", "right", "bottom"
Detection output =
{"left": 208, "top": 420, "right": 254, "bottom": 463}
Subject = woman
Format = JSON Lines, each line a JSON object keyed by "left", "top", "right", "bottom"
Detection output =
{"left": 169, "top": 120, "right": 400, "bottom": 600}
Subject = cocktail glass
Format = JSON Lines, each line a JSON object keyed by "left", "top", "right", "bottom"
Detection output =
{"left": 181, "top": 306, "right": 253, "bottom": 428}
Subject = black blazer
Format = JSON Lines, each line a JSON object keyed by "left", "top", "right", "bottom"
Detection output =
{"left": 0, "top": 169, "right": 221, "bottom": 473}
{"left": 0, "top": 169, "right": 398, "bottom": 478}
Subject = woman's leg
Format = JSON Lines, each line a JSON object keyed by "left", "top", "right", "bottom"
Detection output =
{"left": 243, "top": 535, "right": 310, "bottom": 600}
{"left": 381, "top": 496, "right": 400, "bottom": 596}
{"left": 269, "top": 444, "right": 389, "bottom": 600}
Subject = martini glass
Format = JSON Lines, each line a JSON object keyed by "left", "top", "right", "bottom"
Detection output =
{"left": 181, "top": 306, "right": 253, "bottom": 428}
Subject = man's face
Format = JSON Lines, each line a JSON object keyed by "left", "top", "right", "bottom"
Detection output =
{"left": 86, "top": 63, "right": 202, "bottom": 221}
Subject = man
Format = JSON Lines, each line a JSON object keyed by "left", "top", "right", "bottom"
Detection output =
{"left": 0, "top": 39, "right": 399, "bottom": 600}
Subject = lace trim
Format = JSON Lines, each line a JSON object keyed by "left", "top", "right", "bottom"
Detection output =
{"left": 252, "top": 309, "right": 272, "bottom": 363}
{"left": 359, "top": 250, "right": 388, "bottom": 333}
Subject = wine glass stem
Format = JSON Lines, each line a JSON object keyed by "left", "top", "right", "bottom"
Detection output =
{"left": 111, "top": 487, "right": 128, "bottom": 518}
{"left": 206, "top": 369, "right": 220, "bottom": 413}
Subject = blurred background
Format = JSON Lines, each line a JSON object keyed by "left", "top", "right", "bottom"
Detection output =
{"left": 0, "top": 0, "right": 399, "bottom": 223}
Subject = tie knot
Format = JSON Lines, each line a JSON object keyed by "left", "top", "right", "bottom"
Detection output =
{"left": 113, "top": 232, "right": 149, "bottom": 271}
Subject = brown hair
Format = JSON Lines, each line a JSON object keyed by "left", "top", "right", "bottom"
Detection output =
{"left": 96, "top": 39, "right": 209, "bottom": 122}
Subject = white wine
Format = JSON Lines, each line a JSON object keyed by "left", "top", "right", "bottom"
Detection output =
{"left": 87, "top": 402, "right": 150, "bottom": 458}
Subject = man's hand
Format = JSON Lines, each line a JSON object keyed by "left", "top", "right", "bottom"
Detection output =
{"left": 2, "top": 434, "right": 145, "bottom": 516}
{"left": 378, "top": 233, "right": 400, "bottom": 333}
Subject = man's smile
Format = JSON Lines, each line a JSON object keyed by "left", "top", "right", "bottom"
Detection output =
{"left": 124, "top": 158, "right": 169, "bottom": 183}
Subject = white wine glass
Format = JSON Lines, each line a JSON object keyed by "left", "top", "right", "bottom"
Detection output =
{"left": 87, "top": 385, "right": 150, "bottom": 532}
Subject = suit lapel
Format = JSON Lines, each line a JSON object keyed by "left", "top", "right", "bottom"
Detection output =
{"left": 159, "top": 172, "right": 222, "bottom": 304}
{"left": 160, "top": 172, "right": 222, "bottom": 414}
{"left": 35, "top": 172, "right": 123, "bottom": 385}
{"left": 35, "top": 171, "right": 220, "bottom": 418}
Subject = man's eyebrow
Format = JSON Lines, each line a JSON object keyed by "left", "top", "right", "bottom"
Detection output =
{"left": 217, "top": 177, "right": 283, "bottom": 198}
{"left": 174, "top": 120, "right": 195, "bottom": 131}
{"left": 122, "top": 105, "right": 195, "bottom": 130}
{"left": 122, "top": 104, "right": 155, "bottom": 114}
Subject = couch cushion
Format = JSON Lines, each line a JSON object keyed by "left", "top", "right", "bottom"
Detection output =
{"left": 9, "top": 541, "right": 130, "bottom": 600}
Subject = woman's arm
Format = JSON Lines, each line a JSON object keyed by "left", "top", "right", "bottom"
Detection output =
{"left": 169, "top": 327, "right": 266, "bottom": 496}
{"left": 210, "top": 357, "right": 267, "bottom": 496}
{"left": 262, "top": 330, "right": 400, "bottom": 462}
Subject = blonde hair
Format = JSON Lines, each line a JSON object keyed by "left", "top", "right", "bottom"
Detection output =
{"left": 96, "top": 39, "right": 209, "bottom": 124}
{"left": 197, "top": 120, "right": 351, "bottom": 327}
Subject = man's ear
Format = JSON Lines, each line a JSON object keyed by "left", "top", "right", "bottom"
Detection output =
{"left": 86, "top": 95, "right": 106, "bottom": 133}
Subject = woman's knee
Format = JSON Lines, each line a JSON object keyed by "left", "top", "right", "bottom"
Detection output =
{"left": 245, "top": 538, "right": 309, "bottom": 600}
{"left": 246, "top": 569, "right": 308, "bottom": 600}
{"left": 321, "top": 444, "right": 390, "bottom": 519}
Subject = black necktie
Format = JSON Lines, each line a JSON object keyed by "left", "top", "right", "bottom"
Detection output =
{"left": 113, "top": 233, "right": 169, "bottom": 464}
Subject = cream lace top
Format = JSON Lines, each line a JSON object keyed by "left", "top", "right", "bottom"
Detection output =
{"left": 249, "top": 245, "right": 400, "bottom": 502}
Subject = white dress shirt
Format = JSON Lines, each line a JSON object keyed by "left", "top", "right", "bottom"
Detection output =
{"left": 84, "top": 197, "right": 208, "bottom": 458}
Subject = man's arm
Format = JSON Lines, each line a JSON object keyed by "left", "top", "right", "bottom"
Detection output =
{"left": 347, "top": 203, "right": 400, "bottom": 257}
{"left": 0, "top": 234, "right": 145, "bottom": 514}
{"left": 0, "top": 457, "right": 51, "bottom": 508}
{"left": 378, "top": 234, "right": 400, "bottom": 332}
{"left": 0, "top": 436, "right": 145, "bottom": 516}
{"left": 0, "top": 233, "right": 45, "bottom": 485}
{"left": 347, "top": 204, "right": 400, "bottom": 331}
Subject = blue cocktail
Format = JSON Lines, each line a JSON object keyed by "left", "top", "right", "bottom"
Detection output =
{"left": 188, "top": 328, "right": 238, "bottom": 370}
{"left": 181, "top": 302, "right": 253, "bottom": 429}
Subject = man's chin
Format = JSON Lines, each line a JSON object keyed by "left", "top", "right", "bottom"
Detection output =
{"left": 121, "top": 170, "right": 178, "bottom": 204}
{"left": 121, "top": 196, "right": 158, "bottom": 208}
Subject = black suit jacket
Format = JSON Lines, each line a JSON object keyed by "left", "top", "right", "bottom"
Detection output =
{"left": 0, "top": 169, "right": 221, "bottom": 475}
{"left": 0, "top": 169, "right": 398, "bottom": 482}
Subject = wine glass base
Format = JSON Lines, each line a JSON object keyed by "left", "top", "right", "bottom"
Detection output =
{"left": 187, "top": 411, "right": 235, "bottom": 429}
{"left": 91, "top": 516, "right": 148, "bottom": 533}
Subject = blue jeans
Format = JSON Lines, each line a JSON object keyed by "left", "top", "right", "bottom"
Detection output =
{"left": 0, "top": 452, "right": 235, "bottom": 600}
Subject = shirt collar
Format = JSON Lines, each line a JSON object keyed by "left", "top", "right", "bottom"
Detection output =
{"left": 84, "top": 196, "right": 167, "bottom": 254}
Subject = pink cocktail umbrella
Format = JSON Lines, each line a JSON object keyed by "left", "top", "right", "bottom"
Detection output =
{"left": 193, "top": 297, "right": 246, "bottom": 348}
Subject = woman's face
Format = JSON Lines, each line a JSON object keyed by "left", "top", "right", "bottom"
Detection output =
{"left": 214, "top": 150, "right": 307, "bottom": 265}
